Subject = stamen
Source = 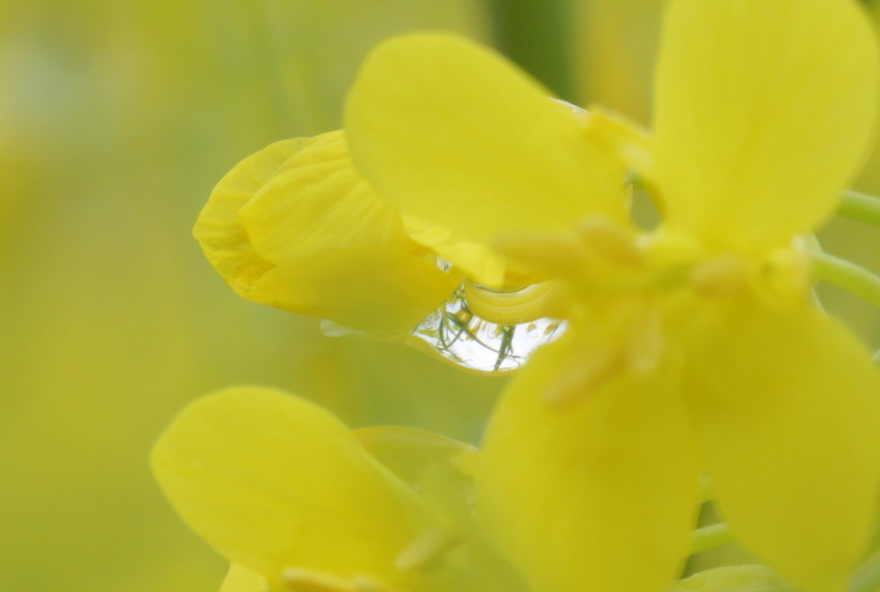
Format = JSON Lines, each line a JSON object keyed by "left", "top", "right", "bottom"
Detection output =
{"left": 351, "top": 575, "right": 398, "bottom": 592}
{"left": 761, "top": 244, "right": 811, "bottom": 306}
{"left": 626, "top": 307, "right": 664, "bottom": 376}
{"left": 578, "top": 218, "right": 645, "bottom": 267}
{"left": 493, "top": 233, "right": 587, "bottom": 278}
{"left": 463, "top": 281, "right": 563, "bottom": 325}
{"left": 395, "top": 528, "right": 461, "bottom": 571}
{"left": 690, "top": 254, "right": 750, "bottom": 298}
{"left": 283, "top": 568, "right": 356, "bottom": 592}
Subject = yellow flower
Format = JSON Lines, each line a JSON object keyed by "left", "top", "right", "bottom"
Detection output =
{"left": 152, "top": 387, "right": 525, "bottom": 592}
{"left": 194, "top": 26, "right": 632, "bottom": 339}
{"left": 338, "top": 2, "right": 880, "bottom": 592}
{"left": 193, "top": 131, "right": 459, "bottom": 338}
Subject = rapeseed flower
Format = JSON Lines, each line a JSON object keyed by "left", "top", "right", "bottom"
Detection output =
{"left": 194, "top": 131, "right": 459, "bottom": 338}
{"left": 189, "top": 1, "right": 880, "bottom": 592}
{"left": 152, "top": 387, "right": 525, "bottom": 592}
{"left": 341, "top": 2, "right": 880, "bottom": 592}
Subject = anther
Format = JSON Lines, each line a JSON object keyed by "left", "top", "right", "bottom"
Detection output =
{"left": 626, "top": 307, "right": 664, "bottom": 376}
{"left": 578, "top": 218, "right": 645, "bottom": 267}
{"left": 690, "top": 254, "right": 750, "bottom": 298}
{"left": 463, "top": 281, "right": 562, "bottom": 325}
{"left": 351, "top": 574, "right": 398, "bottom": 592}
{"left": 760, "top": 245, "right": 811, "bottom": 306}
{"left": 395, "top": 528, "right": 461, "bottom": 572}
{"left": 283, "top": 568, "right": 356, "bottom": 592}
{"left": 493, "top": 233, "right": 587, "bottom": 278}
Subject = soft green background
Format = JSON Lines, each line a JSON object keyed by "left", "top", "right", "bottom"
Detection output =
{"left": 1, "top": 1, "right": 879, "bottom": 591}
{"left": 0, "top": 2, "right": 496, "bottom": 591}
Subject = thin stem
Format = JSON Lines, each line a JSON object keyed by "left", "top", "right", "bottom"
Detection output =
{"left": 687, "top": 525, "right": 880, "bottom": 591}
{"left": 700, "top": 475, "right": 714, "bottom": 502}
{"left": 487, "top": 0, "right": 575, "bottom": 102}
{"left": 851, "top": 557, "right": 880, "bottom": 592}
{"left": 691, "top": 523, "right": 734, "bottom": 554}
{"left": 837, "top": 191, "right": 880, "bottom": 228}
{"left": 812, "top": 251, "right": 880, "bottom": 310}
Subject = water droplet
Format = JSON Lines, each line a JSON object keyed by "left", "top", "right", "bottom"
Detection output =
{"left": 410, "top": 286, "right": 567, "bottom": 373}
{"left": 435, "top": 257, "right": 454, "bottom": 272}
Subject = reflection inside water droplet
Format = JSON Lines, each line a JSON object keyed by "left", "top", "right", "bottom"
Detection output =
{"left": 411, "top": 286, "right": 567, "bottom": 373}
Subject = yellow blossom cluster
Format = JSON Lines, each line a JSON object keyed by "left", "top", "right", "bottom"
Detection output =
{"left": 153, "top": 1, "right": 880, "bottom": 592}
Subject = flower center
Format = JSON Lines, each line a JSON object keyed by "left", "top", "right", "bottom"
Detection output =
{"left": 282, "top": 568, "right": 396, "bottom": 592}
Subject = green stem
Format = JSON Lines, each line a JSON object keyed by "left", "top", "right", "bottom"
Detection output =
{"left": 837, "top": 191, "right": 880, "bottom": 227}
{"left": 687, "top": 525, "right": 880, "bottom": 592}
{"left": 700, "top": 474, "right": 714, "bottom": 502}
{"left": 851, "top": 558, "right": 880, "bottom": 592}
{"left": 811, "top": 251, "right": 880, "bottom": 310}
{"left": 487, "top": 0, "right": 575, "bottom": 102}
{"left": 692, "top": 523, "right": 734, "bottom": 554}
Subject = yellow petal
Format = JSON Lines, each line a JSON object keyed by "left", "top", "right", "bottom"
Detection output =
{"left": 654, "top": 0, "right": 879, "bottom": 253}
{"left": 402, "top": 214, "right": 511, "bottom": 288}
{"left": 253, "top": 244, "right": 458, "bottom": 338}
{"left": 477, "top": 332, "right": 702, "bottom": 592}
{"left": 345, "top": 33, "right": 628, "bottom": 245}
{"left": 682, "top": 301, "right": 880, "bottom": 592}
{"left": 219, "top": 563, "right": 267, "bottom": 592}
{"left": 151, "top": 387, "right": 429, "bottom": 587}
{"left": 402, "top": 215, "right": 549, "bottom": 291}
{"left": 354, "top": 425, "right": 477, "bottom": 490}
{"left": 237, "top": 131, "right": 408, "bottom": 266}
{"left": 196, "top": 131, "right": 458, "bottom": 337}
{"left": 194, "top": 138, "right": 310, "bottom": 297}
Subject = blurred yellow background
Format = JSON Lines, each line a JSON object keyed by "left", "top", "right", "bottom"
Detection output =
{"left": 1, "top": 1, "right": 878, "bottom": 591}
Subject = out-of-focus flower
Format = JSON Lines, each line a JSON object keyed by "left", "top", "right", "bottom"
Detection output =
{"left": 152, "top": 387, "right": 524, "bottom": 592}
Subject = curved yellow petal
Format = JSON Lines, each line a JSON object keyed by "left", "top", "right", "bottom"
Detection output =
{"left": 151, "top": 387, "right": 428, "bottom": 587}
{"left": 682, "top": 301, "right": 880, "bottom": 592}
{"left": 219, "top": 563, "right": 267, "bottom": 592}
{"left": 253, "top": 244, "right": 458, "bottom": 338}
{"left": 345, "top": 33, "right": 628, "bottom": 245}
{"left": 402, "top": 214, "right": 511, "bottom": 288}
{"left": 237, "top": 131, "right": 408, "bottom": 266}
{"left": 654, "top": 0, "right": 879, "bottom": 253}
{"left": 195, "top": 132, "right": 459, "bottom": 337}
{"left": 477, "top": 332, "right": 702, "bottom": 592}
{"left": 194, "top": 138, "right": 310, "bottom": 296}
